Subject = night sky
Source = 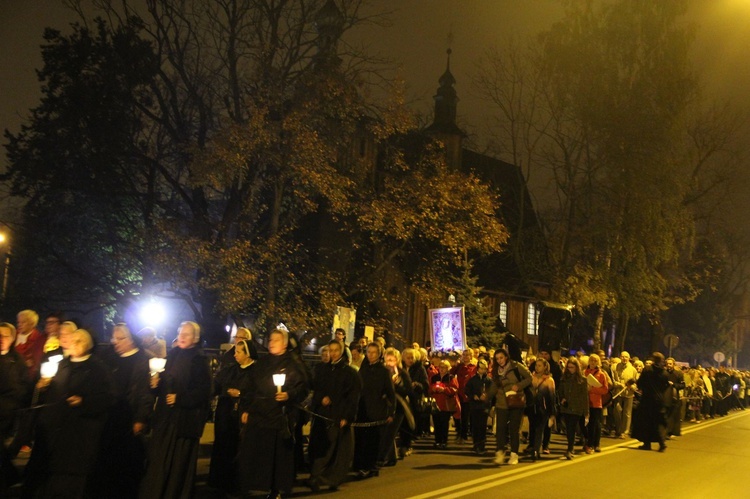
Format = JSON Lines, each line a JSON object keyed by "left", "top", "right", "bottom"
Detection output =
{"left": 2, "top": 0, "right": 749, "bottom": 215}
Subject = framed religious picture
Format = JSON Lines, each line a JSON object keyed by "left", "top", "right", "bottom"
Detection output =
{"left": 429, "top": 306, "right": 466, "bottom": 352}
{"left": 332, "top": 306, "right": 357, "bottom": 344}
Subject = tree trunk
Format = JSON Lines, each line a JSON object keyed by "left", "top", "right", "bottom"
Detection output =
{"left": 615, "top": 312, "right": 629, "bottom": 355}
{"left": 593, "top": 303, "right": 605, "bottom": 352}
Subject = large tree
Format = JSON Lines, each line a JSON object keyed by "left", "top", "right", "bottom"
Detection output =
{"left": 473, "top": 0, "right": 748, "bottom": 353}
{"left": 3, "top": 0, "right": 507, "bottom": 341}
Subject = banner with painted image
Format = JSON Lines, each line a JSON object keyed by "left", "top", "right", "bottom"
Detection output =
{"left": 430, "top": 306, "right": 466, "bottom": 352}
{"left": 332, "top": 306, "right": 356, "bottom": 344}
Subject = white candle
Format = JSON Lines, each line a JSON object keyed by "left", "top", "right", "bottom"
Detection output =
{"left": 149, "top": 358, "right": 167, "bottom": 375}
{"left": 40, "top": 361, "right": 59, "bottom": 379}
{"left": 273, "top": 373, "right": 286, "bottom": 393}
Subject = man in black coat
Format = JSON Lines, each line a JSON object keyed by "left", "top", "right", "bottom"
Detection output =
{"left": 632, "top": 352, "right": 669, "bottom": 452}
{"left": 665, "top": 357, "right": 685, "bottom": 437}
{"left": 353, "top": 342, "right": 395, "bottom": 478}
{"left": 308, "top": 340, "right": 362, "bottom": 492}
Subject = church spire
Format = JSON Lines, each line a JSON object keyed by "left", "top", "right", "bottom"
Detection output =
{"left": 428, "top": 49, "right": 462, "bottom": 135}
{"left": 314, "top": 0, "right": 345, "bottom": 67}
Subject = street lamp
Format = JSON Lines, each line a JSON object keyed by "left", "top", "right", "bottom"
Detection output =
{"left": 139, "top": 300, "right": 167, "bottom": 327}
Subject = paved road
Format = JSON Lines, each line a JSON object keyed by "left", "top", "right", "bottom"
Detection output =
{"left": 12, "top": 410, "right": 747, "bottom": 497}
{"left": 193, "top": 409, "right": 749, "bottom": 498}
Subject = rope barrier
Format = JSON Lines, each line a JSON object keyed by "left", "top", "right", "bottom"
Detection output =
{"left": 297, "top": 405, "right": 391, "bottom": 428}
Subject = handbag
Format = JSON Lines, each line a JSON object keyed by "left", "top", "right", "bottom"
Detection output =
{"left": 505, "top": 391, "right": 526, "bottom": 409}
{"left": 429, "top": 397, "right": 440, "bottom": 414}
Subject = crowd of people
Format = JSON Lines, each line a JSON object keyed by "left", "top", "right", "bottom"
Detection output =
{"left": 1, "top": 310, "right": 749, "bottom": 498}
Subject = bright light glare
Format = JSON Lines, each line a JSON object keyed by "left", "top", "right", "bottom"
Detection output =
{"left": 140, "top": 301, "right": 166, "bottom": 327}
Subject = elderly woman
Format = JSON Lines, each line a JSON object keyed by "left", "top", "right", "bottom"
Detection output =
{"left": 138, "top": 327, "right": 166, "bottom": 359}
{"left": 24, "top": 328, "right": 114, "bottom": 498}
{"left": 402, "top": 347, "right": 428, "bottom": 451}
{"left": 379, "top": 347, "right": 412, "bottom": 466}
{"left": 487, "top": 348, "right": 532, "bottom": 465}
{"left": 93, "top": 323, "right": 153, "bottom": 497}
{"left": 0, "top": 322, "right": 28, "bottom": 491}
{"left": 239, "top": 328, "right": 309, "bottom": 499}
{"left": 140, "top": 321, "right": 212, "bottom": 499}
{"left": 217, "top": 327, "right": 253, "bottom": 371}
{"left": 208, "top": 339, "right": 256, "bottom": 494}
{"left": 429, "top": 359, "right": 459, "bottom": 449}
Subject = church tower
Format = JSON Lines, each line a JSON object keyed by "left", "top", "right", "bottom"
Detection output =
{"left": 426, "top": 49, "right": 465, "bottom": 170}
{"left": 314, "top": 0, "right": 345, "bottom": 68}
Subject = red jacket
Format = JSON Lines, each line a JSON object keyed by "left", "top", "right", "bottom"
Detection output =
{"left": 585, "top": 367, "right": 609, "bottom": 408}
{"left": 451, "top": 362, "right": 477, "bottom": 402}
{"left": 429, "top": 373, "right": 459, "bottom": 413}
{"left": 15, "top": 328, "right": 46, "bottom": 379}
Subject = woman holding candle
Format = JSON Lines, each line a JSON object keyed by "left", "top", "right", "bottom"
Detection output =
{"left": 429, "top": 360, "right": 459, "bottom": 449}
{"left": 238, "top": 327, "right": 309, "bottom": 499}
{"left": 140, "top": 321, "right": 212, "bottom": 499}
{"left": 23, "top": 328, "right": 114, "bottom": 498}
{"left": 208, "top": 339, "right": 256, "bottom": 494}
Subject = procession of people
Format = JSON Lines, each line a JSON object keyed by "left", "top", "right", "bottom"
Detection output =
{"left": 1, "top": 308, "right": 749, "bottom": 498}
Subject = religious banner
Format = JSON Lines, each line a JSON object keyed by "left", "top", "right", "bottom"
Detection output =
{"left": 332, "top": 306, "right": 356, "bottom": 344}
{"left": 429, "top": 306, "right": 466, "bottom": 352}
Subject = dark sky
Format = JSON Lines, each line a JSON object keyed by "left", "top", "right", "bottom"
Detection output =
{"left": 1, "top": 0, "right": 749, "bottom": 211}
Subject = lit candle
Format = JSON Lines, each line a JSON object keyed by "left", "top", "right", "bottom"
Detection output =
{"left": 149, "top": 358, "right": 167, "bottom": 376}
{"left": 273, "top": 373, "right": 286, "bottom": 393}
{"left": 40, "top": 361, "right": 59, "bottom": 379}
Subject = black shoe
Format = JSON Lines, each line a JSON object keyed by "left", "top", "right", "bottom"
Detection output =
{"left": 356, "top": 469, "right": 372, "bottom": 479}
{"left": 638, "top": 444, "right": 652, "bottom": 451}
{"left": 307, "top": 478, "right": 320, "bottom": 493}
{"left": 658, "top": 444, "right": 667, "bottom": 452}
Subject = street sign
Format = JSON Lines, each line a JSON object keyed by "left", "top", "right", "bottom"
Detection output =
{"left": 713, "top": 351, "right": 725, "bottom": 363}
{"left": 663, "top": 334, "right": 679, "bottom": 357}
{"left": 663, "top": 334, "right": 679, "bottom": 349}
